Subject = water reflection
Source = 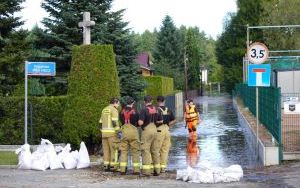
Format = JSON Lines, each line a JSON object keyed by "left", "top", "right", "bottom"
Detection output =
{"left": 186, "top": 134, "right": 200, "bottom": 167}
{"left": 168, "top": 96, "right": 259, "bottom": 170}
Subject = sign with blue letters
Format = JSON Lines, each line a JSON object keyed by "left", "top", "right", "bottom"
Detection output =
{"left": 27, "top": 62, "right": 56, "bottom": 76}
{"left": 248, "top": 64, "right": 271, "bottom": 87}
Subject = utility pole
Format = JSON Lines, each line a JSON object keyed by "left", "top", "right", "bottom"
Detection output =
{"left": 184, "top": 47, "right": 188, "bottom": 100}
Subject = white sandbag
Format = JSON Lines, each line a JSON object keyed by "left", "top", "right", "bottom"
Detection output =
{"left": 76, "top": 142, "right": 90, "bottom": 169}
{"left": 47, "top": 148, "right": 64, "bottom": 170}
{"left": 31, "top": 151, "right": 49, "bottom": 171}
{"left": 63, "top": 152, "right": 77, "bottom": 169}
{"left": 176, "top": 162, "right": 243, "bottom": 183}
{"left": 15, "top": 144, "right": 32, "bottom": 170}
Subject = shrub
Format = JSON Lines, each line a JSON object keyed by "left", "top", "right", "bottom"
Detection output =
{"left": 0, "top": 96, "right": 67, "bottom": 144}
{"left": 144, "top": 76, "right": 174, "bottom": 98}
{"left": 63, "top": 45, "right": 120, "bottom": 149}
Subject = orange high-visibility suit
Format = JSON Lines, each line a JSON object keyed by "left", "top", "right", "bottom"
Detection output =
{"left": 184, "top": 104, "right": 200, "bottom": 135}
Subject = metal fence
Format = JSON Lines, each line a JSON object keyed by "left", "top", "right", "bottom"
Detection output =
{"left": 281, "top": 93, "right": 300, "bottom": 153}
{"left": 235, "top": 84, "right": 282, "bottom": 147}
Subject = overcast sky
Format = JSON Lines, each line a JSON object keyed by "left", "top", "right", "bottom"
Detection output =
{"left": 19, "top": 0, "right": 237, "bottom": 39}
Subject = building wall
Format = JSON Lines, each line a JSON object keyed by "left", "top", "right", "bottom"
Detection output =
{"left": 277, "top": 70, "right": 300, "bottom": 93}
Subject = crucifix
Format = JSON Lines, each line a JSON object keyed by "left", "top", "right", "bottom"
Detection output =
{"left": 78, "top": 12, "right": 95, "bottom": 45}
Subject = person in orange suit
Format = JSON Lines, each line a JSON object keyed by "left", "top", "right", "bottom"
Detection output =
{"left": 184, "top": 99, "right": 200, "bottom": 137}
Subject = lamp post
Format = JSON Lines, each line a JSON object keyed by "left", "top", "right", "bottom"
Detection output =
{"left": 199, "top": 65, "right": 204, "bottom": 96}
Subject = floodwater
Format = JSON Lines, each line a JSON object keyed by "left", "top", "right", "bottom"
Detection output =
{"left": 168, "top": 95, "right": 259, "bottom": 170}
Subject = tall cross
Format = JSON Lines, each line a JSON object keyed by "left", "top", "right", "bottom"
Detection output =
{"left": 78, "top": 12, "right": 95, "bottom": 45}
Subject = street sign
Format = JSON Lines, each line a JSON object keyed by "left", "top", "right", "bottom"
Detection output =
{"left": 248, "top": 64, "right": 271, "bottom": 87}
{"left": 27, "top": 62, "right": 56, "bottom": 76}
{"left": 247, "top": 42, "right": 269, "bottom": 64}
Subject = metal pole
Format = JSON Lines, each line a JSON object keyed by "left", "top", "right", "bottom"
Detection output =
{"left": 30, "top": 102, "right": 33, "bottom": 143}
{"left": 184, "top": 47, "right": 188, "bottom": 100}
{"left": 24, "top": 61, "right": 28, "bottom": 144}
{"left": 248, "top": 24, "right": 300, "bottom": 29}
{"left": 247, "top": 24, "right": 250, "bottom": 50}
{"left": 256, "top": 87, "right": 259, "bottom": 156}
{"left": 243, "top": 57, "right": 245, "bottom": 82}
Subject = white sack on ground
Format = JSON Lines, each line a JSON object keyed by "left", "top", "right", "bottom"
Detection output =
{"left": 77, "top": 141, "right": 90, "bottom": 169}
{"left": 31, "top": 139, "right": 51, "bottom": 171}
{"left": 42, "top": 139, "right": 63, "bottom": 170}
{"left": 15, "top": 144, "right": 32, "bottom": 170}
{"left": 62, "top": 144, "right": 78, "bottom": 169}
{"left": 176, "top": 161, "right": 243, "bottom": 183}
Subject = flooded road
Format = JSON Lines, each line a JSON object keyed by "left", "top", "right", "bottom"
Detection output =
{"left": 168, "top": 95, "right": 259, "bottom": 170}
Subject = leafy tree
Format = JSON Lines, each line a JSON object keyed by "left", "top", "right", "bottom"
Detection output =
{"left": 260, "top": 0, "right": 300, "bottom": 53}
{"left": 34, "top": 0, "right": 145, "bottom": 98}
{"left": 216, "top": 0, "right": 265, "bottom": 92}
{"left": 132, "top": 29, "right": 158, "bottom": 55}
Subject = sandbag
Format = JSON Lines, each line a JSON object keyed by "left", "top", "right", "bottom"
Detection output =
{"left": 15, "top": 144, "right": 32, "bottom": 170}
{"left": 76, "top": 142, "right": 90, "bottom": 169}
{"left": 31, "top": 151, "right": 49, "bottom": 171}
{"left": 176, "top": 161, "right": 243, "bottom": 183}
{"left": 61, "top": 144, "right": 78, "bottom": 169}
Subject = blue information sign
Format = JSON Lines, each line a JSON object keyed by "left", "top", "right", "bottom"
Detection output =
{"left": 27, "top": 62, "right": 56, "bottom": 76}
{"left": 248, "top": 64, "right": 271, "bottom": 87}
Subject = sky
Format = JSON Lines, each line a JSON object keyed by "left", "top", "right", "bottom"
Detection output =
{"left": 19, "top": 0, "right": 237, "bottom": 39}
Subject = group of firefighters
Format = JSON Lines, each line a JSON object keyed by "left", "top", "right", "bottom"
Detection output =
{"left": 99, "top": 95, "right": 200, "bottom": 176}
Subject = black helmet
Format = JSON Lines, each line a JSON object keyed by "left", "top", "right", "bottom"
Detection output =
{"left": 157, "top": 95, "right": 165, "bottom": 102}
{"left": 144, "top": 95, "right": 152, "bottom": 103}
{"left": 126, "top": 96, "right": 135, "bottom": 105}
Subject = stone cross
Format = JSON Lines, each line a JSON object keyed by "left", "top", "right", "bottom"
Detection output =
{"left": 78, "top": 12, "right": 95, "bottom": 45}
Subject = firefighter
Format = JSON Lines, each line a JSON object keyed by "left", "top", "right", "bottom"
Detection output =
{"left": 99, "top": 97, "right": 120, "bottom": 171}
{"left": 119, "top": 97, "right": 140, "bottom": 175}
{"left": 156, "top": 96, "right": 176, "bottom": 173}
{"left": 184, "top": 99, "right": 200, "bottom": 137}
{"left": 138, "top": 95, "right": 163, "bottom": 176}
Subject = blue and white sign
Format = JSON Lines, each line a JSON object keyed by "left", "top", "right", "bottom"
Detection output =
{"left": 27, "top": 62, "right": 56, "bottom": 76}
{"left": 248, "top": 64, "right": 271, "bottom": 87}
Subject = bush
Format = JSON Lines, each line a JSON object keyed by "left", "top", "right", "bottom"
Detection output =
{"left": 0, "top": 96, "right": 67, "bottom": 145}
{"left": 63, "top": 45, "right": 120, "bottom": 149}
{"left": 144, "top": 76, "right": 174, "bottom": 98}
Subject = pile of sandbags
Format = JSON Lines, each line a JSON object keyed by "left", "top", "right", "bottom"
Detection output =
{"left": 176, "top": 161, "right": 243, "bottom": 183}
{"left": 15, "top": 139, "right": 90, "bottom": 171}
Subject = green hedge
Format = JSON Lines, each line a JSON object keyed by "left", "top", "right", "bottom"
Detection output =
{"left": 144, "top": 76, "right": 174, "bottom": 98}
{"left": 63, "top": 45, "right": 120, "bottom": 148}
{"left": 0, "top": 96, "right": 67, "bottom": 144}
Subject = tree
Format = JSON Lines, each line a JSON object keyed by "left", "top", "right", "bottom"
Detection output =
{"left": 0, "top": 0, "right": 30, "bottom": 96}
{"left": 260, "top": 0, "right": 300, "bottom": 53}
{"left": 35, "top": 0, "right": 145, "bottom": 98}
{"left": 216, "top": 0, "right": 265, "bottom": 92}
{"left": 153, "top": 15, "right": 184, "bottom": 89}
{"left": 132, "top": 29, "right": 158, "bottom": 55}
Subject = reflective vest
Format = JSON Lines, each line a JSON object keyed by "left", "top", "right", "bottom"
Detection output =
{"left": 158, "top": 107, "right": 170, "bottom": 125}
{"left": 185, "top": 105, "right": 198, "bottom": 122}
{"left": 100, "top": 105, "right": 119, "bottom": 134}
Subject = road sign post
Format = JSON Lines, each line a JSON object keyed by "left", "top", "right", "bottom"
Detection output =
{"left": 247, "top": 42, "right": 270, "bottom": 159}
{"left": 24, "top": 62, "right": 55, "bottom": 144}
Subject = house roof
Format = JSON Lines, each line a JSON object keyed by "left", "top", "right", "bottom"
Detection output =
{"left": 136, "top": 52, "right": 150, "bottom": 68}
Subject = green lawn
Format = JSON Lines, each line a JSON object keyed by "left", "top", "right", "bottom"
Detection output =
{"left": 0, "top": 151, "right": 18, "bottom": 165}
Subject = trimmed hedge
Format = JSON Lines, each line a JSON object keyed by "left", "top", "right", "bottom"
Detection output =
{"left": 0, "top": 96, "right": 67, "bottom": 144}
{"left": 63, "top": 45, "right": 120, "bottom": 148}
{"left": 144, "top": 76, "right": 174, "bottom": 98}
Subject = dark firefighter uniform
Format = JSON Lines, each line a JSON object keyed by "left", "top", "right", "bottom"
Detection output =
{"left": 119, "top": 105, "right": 140, "bottom": 174}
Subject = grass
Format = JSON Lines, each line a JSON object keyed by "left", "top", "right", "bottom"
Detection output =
{"left": 0, "top": 151, "right": 18, "bottom": 165}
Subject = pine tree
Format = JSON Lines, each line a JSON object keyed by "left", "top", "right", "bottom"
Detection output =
{"left": 36, "top": 0, "right": 145, "bottom": 98}
{"left": 153, "top": 15, "right": 184, "bottom": 89}
{"left": 0, "top": 0, "right": 30, "bottom": 96}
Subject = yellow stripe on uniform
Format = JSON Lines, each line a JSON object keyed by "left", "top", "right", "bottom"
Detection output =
{"left": 101, "top": 129, "right": 115, "bottom": 133}
{"left": 142, "top": 165, "right": 151, "bottom": 170}
{"left": 133, "top": 163, "right": 140, "bottom": 167}
{"left": 120, "top": 162, "right": 127, "bottom": 167}
{"left": 154, "top": 164, "right": 161, "bottom": 169}
{"left": 160, "top": 164, "right": 166, "bottom": 168}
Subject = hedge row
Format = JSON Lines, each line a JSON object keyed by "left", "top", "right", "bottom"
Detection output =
{"left": 144, "top": 76, "right": 174, "bottom": 98}
{"left": 0, "top": 96, "right": 67, "bottom": 145}
{"left": 63, "top": 45, "right": 120, "bottom": 149}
